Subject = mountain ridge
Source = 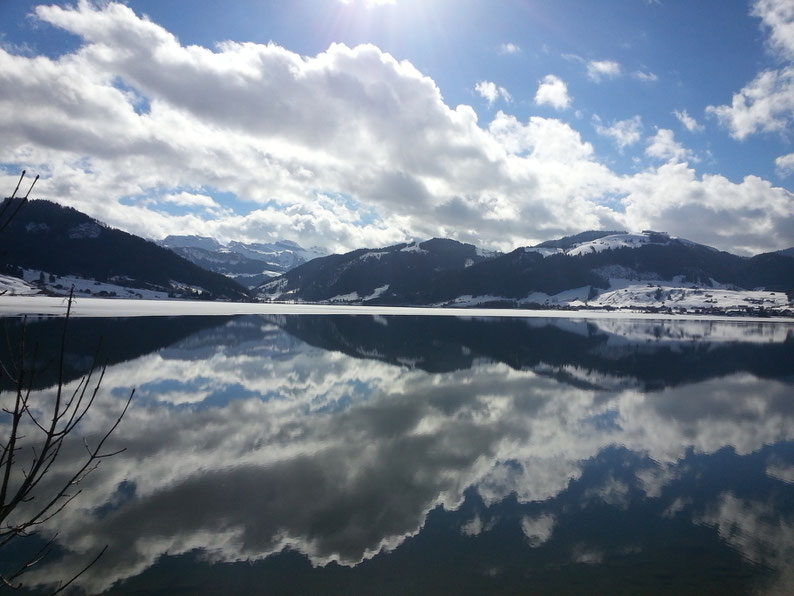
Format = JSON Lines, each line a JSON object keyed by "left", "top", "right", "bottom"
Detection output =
{"left": 1, "top": 198, "right": 791, "bottom": 315}
{"left": 255, "top": 231, "right": 794, "bottom": 315}
{"left": 0, "top": 198, "right": 249, "bottom": 301}
{"left": 160, "top": 235, "right": 326, "bottom": 288}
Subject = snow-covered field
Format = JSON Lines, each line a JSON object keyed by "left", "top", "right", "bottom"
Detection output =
{"left": 589, "top": 283, "right": 789, "bottom": 311}
{"left": 328, "top": 284, "right": 390, "bottom": 303}
{"left": 0, "top": 274, "right": 40, "bottom": 296}
{"left": 5, "top": 269, "right": 174, "bottom": 299}
{"left": 1, "top": 270, "right": 215, "bottom": 300}
{"left": 1, "top": 295, "right": 792, "bottom": 323}
{"left": 442, "top": 277, "right": 792, "bottom": 316}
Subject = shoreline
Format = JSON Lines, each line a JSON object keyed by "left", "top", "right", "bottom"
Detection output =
{"left": 1, "top": 295, "right": 793, "bottom": 323}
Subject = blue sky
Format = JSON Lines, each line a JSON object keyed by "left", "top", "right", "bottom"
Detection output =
{"left": 1, "top": 0, "right": 793, "bottom": 254}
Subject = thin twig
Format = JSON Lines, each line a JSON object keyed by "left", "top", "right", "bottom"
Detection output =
{"left": 10, "top": 170, "right": 25, "bottom": 200}
{"left": 51, "top": 544, "right": 108, "bottom": 595}
{"left": 22, "top": 174, "right": 39, "bottom": 200}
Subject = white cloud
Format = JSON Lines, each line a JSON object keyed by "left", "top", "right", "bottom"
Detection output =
{"left": 521, "top": 514, "right": 556, "bottom": 547}
{"left": 752, "top": 0, "right": 794, "bottom": 60}
{"left": 708, "top": 1, "right": 794, "bottom": 140}
{"left": 645, "top": 128, "right": 694, "bottom": 162}
{"left": 623, "top": 162, "right": 794, "bottom": 255}
{"left": 593, "top": 115, "right": 643, "bottom": 150}
{"left": 162, "top": 192, "right": 220, "bottom": 210}
{"left": 534, "top": 74, "right": 572, "bottom": 110}
{"left": 498, "top": 42, "right": 521, "bottom": 54}
{"left": 561, "top": 52, "right": 585, "bottom": 64}
{"left": 632, "top": 70, "right": 658, "bottom": 82}
{"left": 475, "top": 80, "right": 512, "bottom": 105}
{"left": 565, "top": 54, "right": 623, "bottom": 84}
{"left": 489, "top": 113, "right": 595, "bottom": 161}
{"left": 707, "top": 67, "right": 794, "bottom": 139}
{"left": 0, "top": 1, "right": 791, "bottom": 256}
{"left": 673, "top": 109, "right": 705, "bottom": 133}
{"left": 775, "top": 152, "right": 794, "bottom": 176}
{"left": 587, "top": 59, "right": 622, "bottom": 82}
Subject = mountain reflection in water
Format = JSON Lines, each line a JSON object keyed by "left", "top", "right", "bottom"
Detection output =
{"left": 2, "top": 314, "right": 793, "bottom": 595}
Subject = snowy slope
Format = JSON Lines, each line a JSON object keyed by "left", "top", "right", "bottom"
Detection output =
{"left": 589, "top": 284, "right": 789, "bottom": 311}
{"left": 527, "top": 231, "right": 676, "bottom": 257}
{"left": 441, "top": 278, "right": 791, "bottom": 315}
{"left": 17, "top": 269, "right": 176, "bottom": 299}
{"left": 0, "top": 275, "right": 40, "bottom": 296}
{"left": 565, "top": 232, "right": 657, "bottom": 256}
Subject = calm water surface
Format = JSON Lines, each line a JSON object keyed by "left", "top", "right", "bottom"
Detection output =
{"left": 2, "top": 314, "right": 793, "bottom": 594}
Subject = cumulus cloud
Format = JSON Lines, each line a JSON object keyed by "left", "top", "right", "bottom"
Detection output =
{"left": 4, "top": 1, "right": 505, "bottom": 251}
{"left": 707, "top": 67, "right": 794, "bottom": 139}
{"left": 162, "top": 191, "right": 221, "bottom": 210}
{"left": 775, "top": 152, "right": 794, "bottom": 176}
{"left": 534, "top": 74, "right": 572, "bottom": 110}
{"left": 587, "top": 59, "right": 622, "bottom": 82}
{"left": 673, "top": 109, "right": 705, "bottom": 132}
{"left": 593, "top": 115, "right": 643, "bottom": 150}
{"left": 489, "top": 113, "right": 594, "bottom": 161}
{"left": 474, "top": 80, "right": 512, "bottom": 105}
{"left": 752, "top": 0, "right": 794, "bottom": 60}
{"left": 645, "top": 128, "right": 694, "bottom": 162}
{"left": 0, "top": 1, "right": 792, "bottom": 255}
{"left": 498, "top": 42, "right": 521, "bottom": 54}
{"left": 708, "top": 1, "right": 794, "bottom": 140}
{"left": 623, "top": 162, "right": 793, "bottom": 255}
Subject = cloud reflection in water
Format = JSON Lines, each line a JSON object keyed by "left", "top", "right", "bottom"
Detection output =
{"left": 4, "top": 314, "right": 793, "bottom": 594}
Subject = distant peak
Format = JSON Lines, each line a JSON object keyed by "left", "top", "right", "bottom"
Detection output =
{"left": 534, "top": 230, "right": 627, "bottom": 250}
{"left": 161, "top": 235, "right": 222, "bottom": 250}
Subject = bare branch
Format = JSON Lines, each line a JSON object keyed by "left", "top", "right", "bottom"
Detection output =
{"left": 51, "top": 545, "right": 108, "bottom": 595}
{"left": 9, "top": 170, "right": 25, "bottom": 200}
{"left": 0, "top": 201, "right": 134, "bottom": 589}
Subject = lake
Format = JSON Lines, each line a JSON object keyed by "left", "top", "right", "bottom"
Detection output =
{"left": 2, "top": 311, "right": 793, "bottom": 594}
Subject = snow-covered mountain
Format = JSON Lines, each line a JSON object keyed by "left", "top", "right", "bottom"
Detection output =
{"left": 3, "top": 206, "right": 791, "bottom": 316}
{"left": 0, "top": 199, "right": 249, "bottom": 301}
{"left": 527, "top": 230, "right": 677, "bottom": 257}
{"left": 227, "top": 240, "right": 326, "bottom": 267}
{"left": 160, "top": 235, "right": 326, "bottom": 288}
{"left": 159, "top": 235, "right": 223, "bottom": 251}
{"left": 255, "top": 231, "right": 794, "bottom": 316}
{"left": 256, "top": 238, "right": 496, "bottom": 303}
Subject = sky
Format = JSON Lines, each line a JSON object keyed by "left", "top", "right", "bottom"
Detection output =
{"left": 1, "top": 0, "right": 793, "bottom": 255}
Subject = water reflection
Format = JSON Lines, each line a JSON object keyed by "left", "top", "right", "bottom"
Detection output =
{"left": 2, "top": 314, "right": 793, "bottom": 594}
